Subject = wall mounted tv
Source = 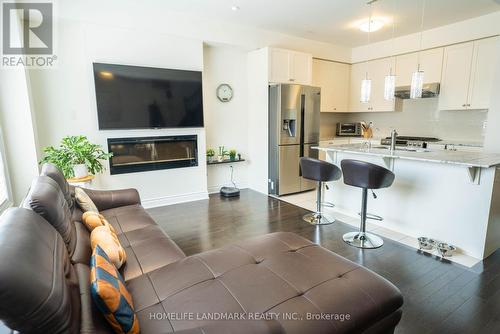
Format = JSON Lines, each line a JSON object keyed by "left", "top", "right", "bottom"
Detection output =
{"left": 93, "top": 63, "right": 204, "bottom": 129}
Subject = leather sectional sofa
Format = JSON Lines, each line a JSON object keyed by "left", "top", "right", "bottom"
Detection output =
{"left": 0, "top": 164, "right": 403, "bottom": 333}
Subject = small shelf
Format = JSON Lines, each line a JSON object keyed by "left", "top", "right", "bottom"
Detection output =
{"left": 207, "top": 159, "right": 246, "bottom": 166}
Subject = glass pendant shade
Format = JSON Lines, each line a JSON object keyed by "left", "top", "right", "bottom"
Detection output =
{"left": 410, "top": 69, "right": 424, "bottom": 99}
{"left": 360, "top": 78, "right": 372, "bottom": 103}
{"left": 384, "top": 74, "right": 396, "bottom": 101}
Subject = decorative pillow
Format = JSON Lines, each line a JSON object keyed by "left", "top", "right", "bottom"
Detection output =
{"left": 83, "top": 211, "right": 117, "bottom": 234}
{"left": 91, "top": 225, "right": 126, "bottom": 269}
{"left": 75, "top": 187, "right": 98, "bottom": 212}
{"left": 91, "top": 245, "right": 139, "bottom": 334}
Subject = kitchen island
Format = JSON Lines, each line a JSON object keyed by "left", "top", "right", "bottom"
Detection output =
{"left": 314, "top": 143, "right": 500, "bottom": 259}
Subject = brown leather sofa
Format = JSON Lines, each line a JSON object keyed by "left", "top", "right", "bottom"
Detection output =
{"left": 0, "top": 164, "right": 403, "bottom": 333}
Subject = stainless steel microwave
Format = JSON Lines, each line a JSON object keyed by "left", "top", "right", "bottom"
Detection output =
{"left": 336, "top": 122, "right": 362, "bottom": 137}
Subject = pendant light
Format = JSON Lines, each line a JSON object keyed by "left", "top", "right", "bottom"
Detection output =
{"left": 383, "top": 0, "right": 397, "bottom": 101}
{"left": 410, "top": 0, "right": 426, "bottom": 99}
{"left": 360, "top": 2, "right": 373, "bottom": 104}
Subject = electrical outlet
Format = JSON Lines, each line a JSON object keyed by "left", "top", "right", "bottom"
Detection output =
{"left": 482, "top": 121, "right": 488, "bottom": 130}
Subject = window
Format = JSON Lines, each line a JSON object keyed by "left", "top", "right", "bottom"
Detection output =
{"left": 0, "top": 127, "right": 11, "bottom": 212}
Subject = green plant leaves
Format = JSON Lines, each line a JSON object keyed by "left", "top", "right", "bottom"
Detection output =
{"left": 39, "top": 136, "right": 113, "bottom": 178}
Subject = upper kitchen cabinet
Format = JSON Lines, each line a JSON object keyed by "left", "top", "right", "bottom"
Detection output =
{"left": 349, "top": 57, "right": 396, "bottom": 112}
{"left": 268, "top": 47, "right": 312, "bottom": 85}
{"left": 439, "top": 37, "right": 499, "bottom": 111}
{"left": 395, "top": 48, "right": 444, "bottom": 86}
{"left": 312, "top": 59, "right": 350, "bottom": 112}
{"left": 439, "top": 42, "right": 474, "bottom": 110}
{"left": 468, "top": 37, "right": 499, "bottom": 110}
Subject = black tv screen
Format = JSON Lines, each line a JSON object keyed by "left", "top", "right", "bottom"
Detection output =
{"left": 93, "top": 63, "right": 204, "bottom": 129}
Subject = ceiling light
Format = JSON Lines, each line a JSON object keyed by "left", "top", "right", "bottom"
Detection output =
{"left": 358, "top": 18, "right": 385, "bottom": 32}
{"left": 231, "top": 5, "right": 240, "bottom": 11}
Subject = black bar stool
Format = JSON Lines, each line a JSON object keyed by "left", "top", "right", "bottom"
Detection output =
{"left": 300, "top": 157, "right": 342, "bottom": 225}
{"left": 341, "top": 159, "right": 395, "bottom": 249}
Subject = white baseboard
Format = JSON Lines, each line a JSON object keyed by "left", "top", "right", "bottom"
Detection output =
{"left": 142, "top": 191, "right": 209, "bottom": 209}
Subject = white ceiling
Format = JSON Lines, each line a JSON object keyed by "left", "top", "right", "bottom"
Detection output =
{"left": 157, "top": 0, "right": 500, "bottom": 47}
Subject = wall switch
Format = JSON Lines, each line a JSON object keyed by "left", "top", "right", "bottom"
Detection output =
{"left": 482, "top": 121, "right": 488, "bottom": 130}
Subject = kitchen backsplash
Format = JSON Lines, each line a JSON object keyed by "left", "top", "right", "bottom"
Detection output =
{"left": 320, "top": 98, "right": 488, "bottom": 144}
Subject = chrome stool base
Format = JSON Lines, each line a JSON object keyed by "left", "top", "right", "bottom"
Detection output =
{"left": 303, "top": 212, "right": 335, "bottom": 225}
{"left": 343, "top": 231, "right": 384, "bottom": 249}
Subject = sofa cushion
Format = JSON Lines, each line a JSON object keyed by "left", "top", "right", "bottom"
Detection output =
{"left": 0, "top": 208, "right": 80, "bottom": 334}
{"left": 41, "top": 162, "right": 74, "bottom": 209}
{"left": 76, "top": 187, "right": 99, "bottom": 212}
{"left": 91, "top": 245, "right": 140, "bottom": 334}
{"left": 22, "top": 175, "right": 77, "bottom": 256}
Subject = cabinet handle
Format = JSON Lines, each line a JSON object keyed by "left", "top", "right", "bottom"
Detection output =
{"left": 462, "top": 104, "right": 466, "bottom": 107}
{"left": 289, "top": 78, "right": 295, "bottom": 82}
{"left": 333, "top": 107, "right": 337, "bottom": 110}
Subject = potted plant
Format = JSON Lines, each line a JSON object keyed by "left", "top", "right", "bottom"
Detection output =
{"left": 217, "top": 146, "right": 228, "bottom": 162}
{"left": 229, "top": 149, "right": 237, "bottom": 161}
{"left": 40, "top": 135, "right": 113, "bottom": 179}
{"left": 206, "top": 149, "right": 215, "bottom": 163}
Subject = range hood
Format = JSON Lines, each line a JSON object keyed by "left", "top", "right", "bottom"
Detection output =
{"left": 394, "top": 83, "right": 440, "bottom": 99}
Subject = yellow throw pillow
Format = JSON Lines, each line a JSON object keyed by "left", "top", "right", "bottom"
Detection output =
{"left": 91, "top": 225, "right": 127, "bottom": 269}
{"left": 75, "top": 187, "right": 98, "bottom": 212}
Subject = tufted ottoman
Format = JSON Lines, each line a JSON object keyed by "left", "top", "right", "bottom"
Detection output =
{"left": 128, "top": 232, "right": 404, "bottom": 333}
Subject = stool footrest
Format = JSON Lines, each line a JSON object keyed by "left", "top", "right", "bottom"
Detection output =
{"left": 358, "top": 212, "right": 383, "bottom": 221}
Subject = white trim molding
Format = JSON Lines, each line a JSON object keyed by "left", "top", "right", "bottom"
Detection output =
{"left": 142, "top": 191, "right": 209, "bottom": 209}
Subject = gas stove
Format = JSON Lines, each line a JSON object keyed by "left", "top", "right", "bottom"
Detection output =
{"left": 380, "top": 136, "right": 441, "bottom": 149}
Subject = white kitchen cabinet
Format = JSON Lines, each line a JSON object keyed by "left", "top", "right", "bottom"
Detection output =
{"left": 349, "top": 58, "right": 395, "bottom": 112}
{"left": 370, "top": 57, "right": 396, "bottom": 112}
{"left": 439, "top": 37, "right": 498, "bottom": 111}
{"left": 349, "top": 62, "right": 370, "bottom": 112}
{"left": 268, "top": 48, "right": 312, "bottom": 85}
{"left": 468, "top": 37, "right": 499, "bottom": 110}
{"left": 395, "top": 48, "right": 444, "bottom": 87}
{"left": 439, "top": 42, "right": 474, "bottom": 110}
{"left": 312, "top": 59, "right": 350, "bottom": 112}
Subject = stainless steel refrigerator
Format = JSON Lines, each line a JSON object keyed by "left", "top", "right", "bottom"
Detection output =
{"left": 268, "top": 84, "right": 321, "bottom": 196}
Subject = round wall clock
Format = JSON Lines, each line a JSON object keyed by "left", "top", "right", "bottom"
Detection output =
{"left": 216, "top": 84, "right": 233, "bottom": 102}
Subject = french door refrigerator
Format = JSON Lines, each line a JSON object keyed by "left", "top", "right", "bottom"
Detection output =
{"left": 268, "top": 84, "right": 321, "bottom": 196}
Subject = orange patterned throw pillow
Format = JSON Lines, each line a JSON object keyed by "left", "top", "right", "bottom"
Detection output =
{"left": 82, "top": 211, "right": 117, "bottom": 234}
{"left": 91, "top": 245, "right": 139, "bottom": 334}
{"left": 91, "top": 225, "right": 127, "bottom": 269}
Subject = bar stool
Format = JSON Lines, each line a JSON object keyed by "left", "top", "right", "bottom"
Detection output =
{"left": 300, "top": 157, "right": 342, "bottom": 225}
{"left": 341, "top": 159, "right": 395, "bottom": 249}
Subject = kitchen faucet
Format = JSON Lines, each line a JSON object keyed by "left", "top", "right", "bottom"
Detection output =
{"left": 390, "top": 129, "right": 398, "bottom": 153}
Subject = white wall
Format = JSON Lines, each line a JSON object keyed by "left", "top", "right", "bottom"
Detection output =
{"left": 351, "top": 11, "right": 500, "bottom": 62}
{"left": 29, "top": 21, "right": 208, "bottom": 207}
{"left": 484, "top": 38, "right": 500, "bottom": 152}
{"left": 203, "top": 44, "right": 249, "bottom": 193}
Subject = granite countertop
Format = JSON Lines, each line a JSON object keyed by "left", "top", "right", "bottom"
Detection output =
{"left": 314, "top": 143, "right": 500, "bottom": 168}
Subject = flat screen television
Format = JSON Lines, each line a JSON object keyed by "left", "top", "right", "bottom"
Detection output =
{"left": 93, "top": 63, "right": 204, "bottom": 129}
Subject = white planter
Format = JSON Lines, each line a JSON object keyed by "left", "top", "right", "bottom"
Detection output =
{"left": 73, "top": 164, "right": 88, "bottom": 178}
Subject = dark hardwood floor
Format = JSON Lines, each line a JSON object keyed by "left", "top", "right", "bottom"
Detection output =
{"left": 148, "top": 189, "right": 500, "bottom": 334}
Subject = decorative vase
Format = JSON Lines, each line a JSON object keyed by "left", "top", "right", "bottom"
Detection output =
{"left": 208, "top": 156, "right": 214, "bottom": 163}
{"left": 73, "top": 164, "right": 88, "bottom": 178}
{"left": 217, "top": 155, "right": 224, "bottom": 162}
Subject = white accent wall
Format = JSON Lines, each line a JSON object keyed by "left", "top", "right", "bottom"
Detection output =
{"left": 28, "top": 22, "right": 208, "bottom": 207}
